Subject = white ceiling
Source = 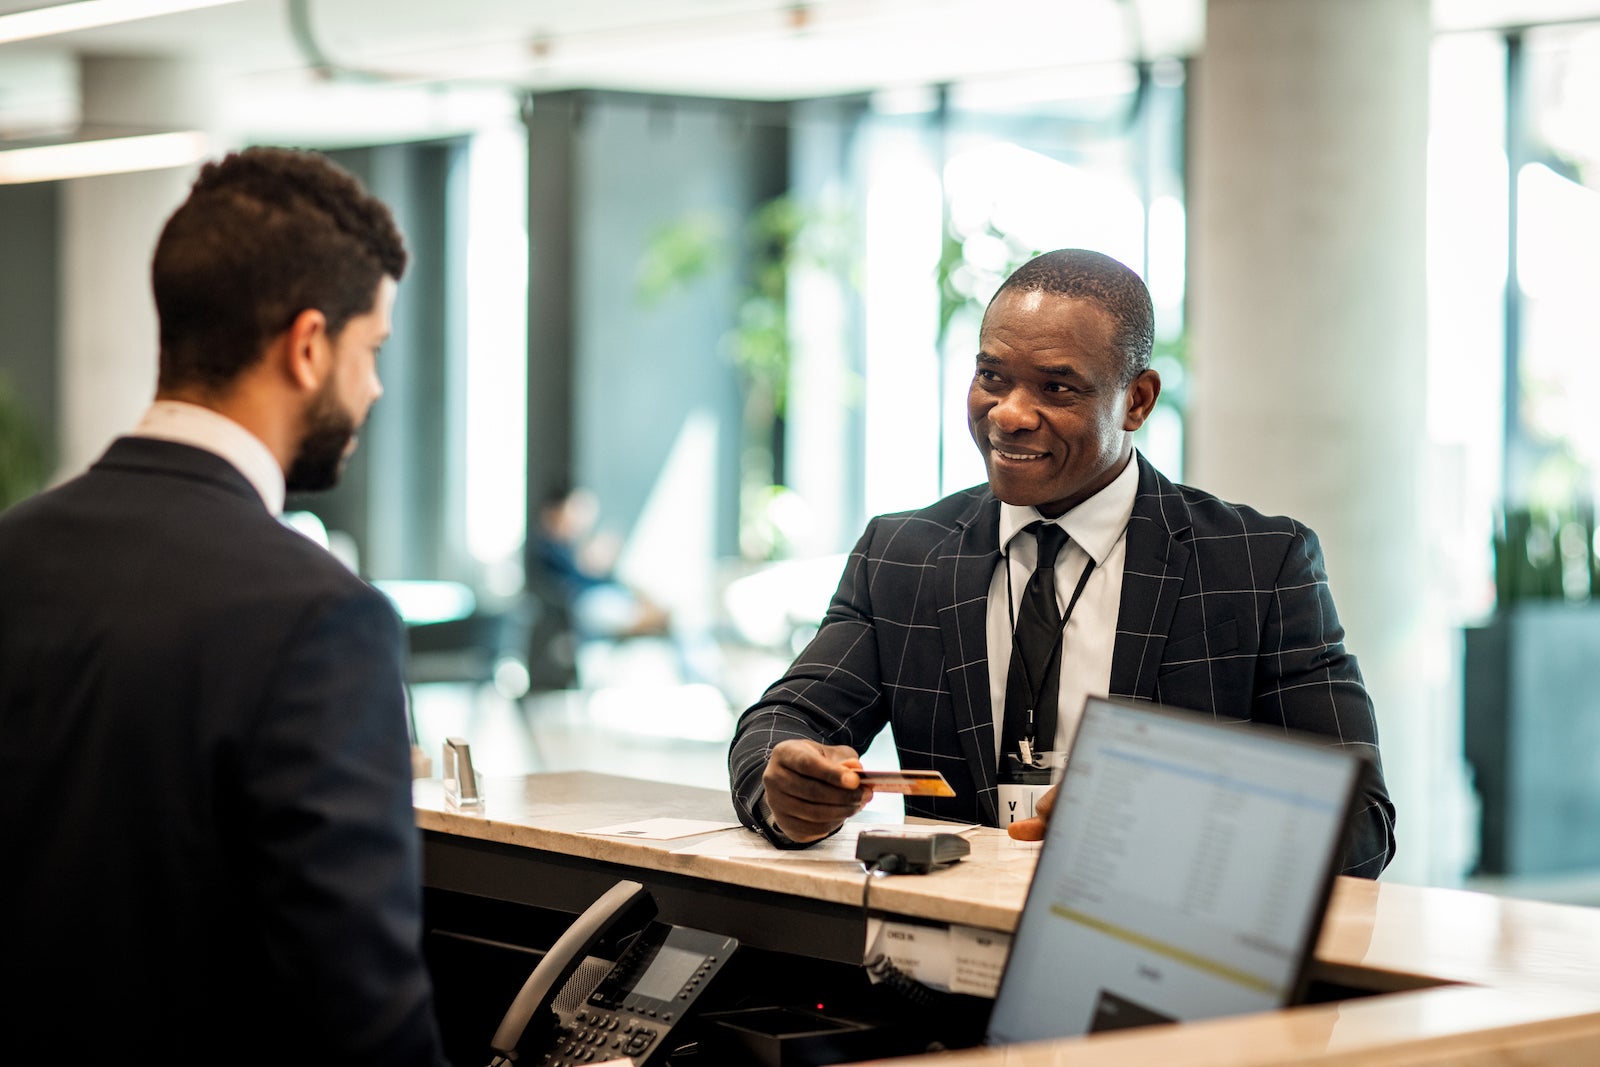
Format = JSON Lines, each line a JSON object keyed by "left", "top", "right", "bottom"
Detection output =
{"left": 1, "top": 0, "right": 1598, "bottom": 145}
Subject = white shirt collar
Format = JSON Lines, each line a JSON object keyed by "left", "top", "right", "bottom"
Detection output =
{"left": 997, "top": 450, "right": 1140, "bottom": 564}
{"left": 131, "top": 400, "right": 286, "bottom": 515}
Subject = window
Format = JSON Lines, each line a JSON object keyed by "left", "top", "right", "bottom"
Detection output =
{"left": 1514, "top": 26, "right": 1600, "bottom": 514}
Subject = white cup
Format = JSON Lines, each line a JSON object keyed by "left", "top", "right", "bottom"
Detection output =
{"left": 998, "top": 781, "right": 1053, "bottom": 828}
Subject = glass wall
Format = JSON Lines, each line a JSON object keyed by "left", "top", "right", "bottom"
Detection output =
{"left": 1428, "top": 32, "right": 1507, "bottom": 624}
{"left": 1513, "top": 26, "right": 1600, "bottom": 519}
{"left": 461, "top": 122, "right": 531, "bottom": 598}
{"left": 1429, "top": 22, "right": 1600, "bottom": 617}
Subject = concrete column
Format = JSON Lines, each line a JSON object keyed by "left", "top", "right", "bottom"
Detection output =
{"left": 58, "top": 55, "right": 216, "bottom": 478}
{"left": 1190, "top": 0, "right": 1461, "bottom": 883}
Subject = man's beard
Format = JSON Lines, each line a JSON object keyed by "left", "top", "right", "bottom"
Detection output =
{"left": 285, "top": 386, "right": 358, "bottom": 493}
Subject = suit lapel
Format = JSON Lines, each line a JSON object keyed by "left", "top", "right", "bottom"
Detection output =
{"left": 937, "top": 492, "right": 1002, "bottom": 825}
{"left": 1110, "top": 455, "right": 1192, "bottom": 701}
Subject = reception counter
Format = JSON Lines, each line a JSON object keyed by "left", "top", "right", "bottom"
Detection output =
{"left": 415, "top": 771, "right": 1600, "bottom": 1065}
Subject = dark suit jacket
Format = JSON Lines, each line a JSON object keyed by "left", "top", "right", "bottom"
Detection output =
{"left": 0, "top": 438, "right": 447, "bottom": 1065}
{"left": 729, "top": 454, "right": 1396, "bottom": 878}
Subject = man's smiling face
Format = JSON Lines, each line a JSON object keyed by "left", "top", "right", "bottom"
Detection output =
{"left": 967, "top": 288, "right": 1158, "bottom": 517}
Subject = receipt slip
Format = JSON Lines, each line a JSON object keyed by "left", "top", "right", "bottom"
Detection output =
{"left": 855, "top": 769, "right": 956, "bottom": 797}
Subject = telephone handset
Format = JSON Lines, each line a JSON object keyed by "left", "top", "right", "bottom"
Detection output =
{"left": 486, "top": 879, "right": 739, "bottom": 1067}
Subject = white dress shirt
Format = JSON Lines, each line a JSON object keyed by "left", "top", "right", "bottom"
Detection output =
{"left": 985, "top": 452, "right": 1139, "bottom": 770}
{"left": 132, "top": 400, "right": 286, "bottom": 515}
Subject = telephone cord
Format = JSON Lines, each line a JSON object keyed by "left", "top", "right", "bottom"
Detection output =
{"left": 860, "top": 860, "right": 939, "bottom": 1009}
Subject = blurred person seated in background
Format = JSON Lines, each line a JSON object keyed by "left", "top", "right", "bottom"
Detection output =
{"left": 534, "top": 484, "right": 672, "bottom": 642}
{"left": 531, "top": 485, "right": 728, "bottom": 695}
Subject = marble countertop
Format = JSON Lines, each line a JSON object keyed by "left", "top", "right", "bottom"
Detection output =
{"left": 415, "top": 771, "right": 1600, "bottom": 1066}
{"left": 414, "top": 770, "right": 1037, "bottom": 930}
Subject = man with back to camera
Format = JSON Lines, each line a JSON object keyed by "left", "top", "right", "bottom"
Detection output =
{"left": 0, "top": 147, "right": 448, "bottom": 1065}
{"left": 728, "top": 248, "right": 1396, "bottom": 879}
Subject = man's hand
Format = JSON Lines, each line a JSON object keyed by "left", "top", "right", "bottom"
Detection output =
{"left": 1005, "top": 784, "right": 1059, "bottom": 842}
{"left": 762, "top": 739, "right": 873, "bottom": 843}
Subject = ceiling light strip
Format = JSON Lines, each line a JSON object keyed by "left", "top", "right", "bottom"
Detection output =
{"left": 0, "top": 130, "right": 209, "bottom": 184}
{"left": 0, "top": 0, "right": 248, "bottom": 46}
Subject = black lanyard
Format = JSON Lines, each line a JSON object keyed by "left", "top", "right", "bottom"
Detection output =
{"left": 1004, "top": 532, "right": 1097, "bottom": 754}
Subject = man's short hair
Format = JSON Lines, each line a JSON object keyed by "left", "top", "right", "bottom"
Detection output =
{"left": 152, "top": 146, "right": 407, "bottom": 392}
{"left": 991, "top": 249, "right": 1155, "bottom": 384}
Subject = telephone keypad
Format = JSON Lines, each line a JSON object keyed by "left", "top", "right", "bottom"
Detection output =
{"left": 537, "top": 1009, "right": 661, "bottom": 1067}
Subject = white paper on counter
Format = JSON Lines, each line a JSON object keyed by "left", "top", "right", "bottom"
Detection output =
{"left": 578, "top": 817, "right": 741, "bottom": 840}
{"left": 671, "top": 831, "right": 862, "bottom": 862}
{"left": 854, "top": 822, "right": 981, "bottom": 836}
{"left": 671, "top": 822, "right": 978, "bottom": 862}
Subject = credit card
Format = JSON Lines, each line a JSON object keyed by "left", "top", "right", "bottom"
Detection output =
{"left": 854, "top": 769, "right": 956, "bottom": 797}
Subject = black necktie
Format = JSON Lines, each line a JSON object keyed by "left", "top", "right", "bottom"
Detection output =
{"left": 1002, "top": 521, "right": 1070, "bottom": 770}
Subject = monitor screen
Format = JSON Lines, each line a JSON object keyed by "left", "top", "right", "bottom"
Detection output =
{"left": 985, "top": 697, "right": 1361, "bottom": 1046}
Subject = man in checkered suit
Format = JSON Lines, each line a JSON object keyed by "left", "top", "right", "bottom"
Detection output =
{"left": 728, "top": 248, "right": 1395, "bottom": 879}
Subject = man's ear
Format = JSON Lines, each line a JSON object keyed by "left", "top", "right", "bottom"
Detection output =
{"left": 284, "top": 308, "right": 330, "bottom": 394}
{"left": 1122, "top": 368, "right": 1161, "bottom": 432}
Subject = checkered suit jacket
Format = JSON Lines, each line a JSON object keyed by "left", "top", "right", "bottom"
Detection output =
{"left": 729, "top": 453, "right": 1396, "bottom": 878}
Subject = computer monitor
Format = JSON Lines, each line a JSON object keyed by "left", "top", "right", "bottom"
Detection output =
{"left": 984, "top": 696, "right": 1364, "bottom": 1046}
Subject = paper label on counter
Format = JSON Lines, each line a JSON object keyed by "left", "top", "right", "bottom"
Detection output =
{"left": 863, "top": 919, "right": 1011, "bottom": 997}
{"left": 867, "top": 918, "right": 952, "bottom": 989}
{"left": 948, "top": 924, "right": 1011, "bottom": 997}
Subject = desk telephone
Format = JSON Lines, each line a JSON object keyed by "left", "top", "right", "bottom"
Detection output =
{"left": 485, "top": 880, "right": 738, "bottom": 1067}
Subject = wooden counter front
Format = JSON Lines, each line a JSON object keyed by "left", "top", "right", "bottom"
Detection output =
{"left": 415, "top": 771, "right": 1600, "bottom": 1065}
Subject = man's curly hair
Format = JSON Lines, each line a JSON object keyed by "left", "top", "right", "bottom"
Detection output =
{"left": 152, "top": 146, "right": 407, "bottom": 391}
